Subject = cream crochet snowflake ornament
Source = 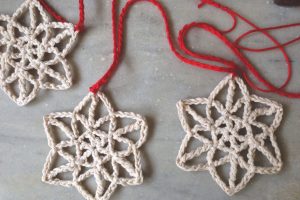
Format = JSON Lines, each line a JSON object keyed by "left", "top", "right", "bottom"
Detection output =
{"left": 176, "top": 75, "right": 283, "bottom": 196}
{"left": 0, "top": 0, "right": 77, "bottom": 106}
{"left": 42, "top": 92, "right": 148, "bottom": 200}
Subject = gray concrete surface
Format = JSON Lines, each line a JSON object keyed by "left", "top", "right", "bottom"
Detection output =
{"left": 0, "top": 0, "right": 300, "bottom": 199}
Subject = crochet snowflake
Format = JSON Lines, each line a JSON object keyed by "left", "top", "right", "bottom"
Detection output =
{"left": 0, "top": 0, "right": 77, "bottom": 106}
{"left": 42, "top": 92, "right": 148, "bottom": 200}
{"left": 176, "top": 75, "right": 283, "bottom": 195}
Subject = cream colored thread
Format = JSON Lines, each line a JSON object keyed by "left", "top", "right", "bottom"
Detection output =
{"left": 176, "top": 75, "right": 283, "bottom": 196}
{"left": 0, "top": 0, "right": 77, "bottom": 106}
{"left": 42, "top": 92, "right": 148, "bottom": 200}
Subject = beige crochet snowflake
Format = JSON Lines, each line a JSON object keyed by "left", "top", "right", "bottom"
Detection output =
{"left": 176, "top": 75, "right": 283, "bottom": 196}
{"left": 42, "top": 92, "right": 148, "bottom": 200}
{"left": 0, "top": 0, "right": 77, "bottom": 106}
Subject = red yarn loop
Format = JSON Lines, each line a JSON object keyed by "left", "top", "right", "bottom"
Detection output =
{"left": 38, "top": 0, "right": 85, "bottom": 32}
{"left": 234, "top": 23, "right": 300, "bottom": 52}
{"left": 90, "top": 0, "right": 300, "bottom": 98}
{"left": 178, "top": 22, "right": 240, "bottom": 72}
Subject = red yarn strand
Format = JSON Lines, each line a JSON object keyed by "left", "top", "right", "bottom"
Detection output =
{"left": 234, "top": 23, "right": 300, "bottom": 52}
{"left": 195, "top": 0, "right": 293, "bottom": 93}
{"left": 90, "top": 0, "right": 300, "bottom": 99}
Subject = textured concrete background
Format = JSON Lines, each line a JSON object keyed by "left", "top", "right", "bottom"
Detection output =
{"left": 0, "top": 0, "right": 300, "bottom": 199}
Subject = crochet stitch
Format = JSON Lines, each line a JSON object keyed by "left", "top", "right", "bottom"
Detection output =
{"left": 42, "top": 92, "right": 148, "bottom": 200}
{"left": 0, "top": 0, "right": 78, "bottom": 106}
{"left": 176, "top": 75, "right": 283, "bottom": 196}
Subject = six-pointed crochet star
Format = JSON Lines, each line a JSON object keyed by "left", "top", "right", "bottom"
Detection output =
{"left": 0, "top": 0, "right": 77, "bottom": 106}
{"left": 42, "top": 92, "right": 148, "bottom": 200}
{"left": 176, "top": 75, "right": 283, "bottom": 196}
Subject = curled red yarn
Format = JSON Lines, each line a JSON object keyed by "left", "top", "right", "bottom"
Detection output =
{"left": 90, "top": 0, "right": 300, "bottom": 98}
{"left": 38, "top": 0, "right": 85, "bottom": 32}
{"left": 234, "top": 23, "right": 300, "bottom": 52}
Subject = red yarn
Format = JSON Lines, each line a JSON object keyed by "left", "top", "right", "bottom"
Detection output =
{"left": 90, "top": 0, "right": 300, "bottom": 98}
{"left": 38, "top": 0, "right": 85, "bottom": 32}
{"left": 234, "top": 23, "right": 300, "bottom": 52}
{"left": 201, "top": 0, "right": 295, "bottom": 95}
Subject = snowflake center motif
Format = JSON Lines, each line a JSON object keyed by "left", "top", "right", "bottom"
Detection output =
{"left": 0, "top": 0, "right": 78, "bottom": 106}
{"left": 176, "top": 75, "right": 283, "bottom": 196}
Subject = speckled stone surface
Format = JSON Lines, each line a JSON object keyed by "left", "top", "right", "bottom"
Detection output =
{"left": 0, "top": 0, "right": 300, "bottom": 200}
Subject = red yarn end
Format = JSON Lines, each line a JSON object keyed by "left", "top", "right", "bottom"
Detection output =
{"left": 89, "top": 86, "right": 99, "bottom": 94}
{"left": 89, "top": 78, "right": 107, "bottom": 94}
{"left": 75, "top": 23, "right": 84, "bottom": 32}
